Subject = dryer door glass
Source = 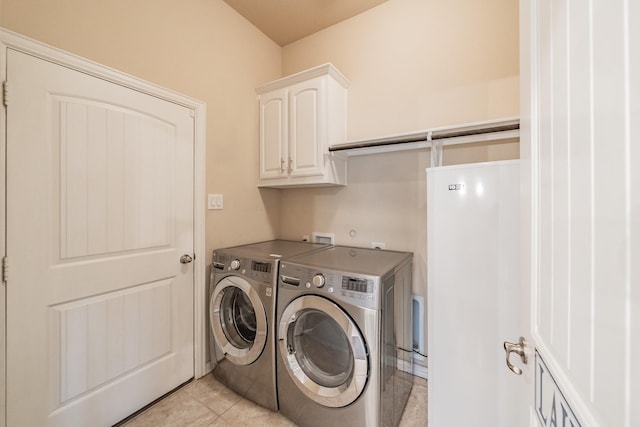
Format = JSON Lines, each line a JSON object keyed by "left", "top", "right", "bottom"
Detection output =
{"left": 291, "top": 309, "right": 354, "bottom": 388}
{"left": 279, "top": 295, "right": 368, "bottom": 408}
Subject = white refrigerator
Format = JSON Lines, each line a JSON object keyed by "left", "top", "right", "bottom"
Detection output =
{"left": 427, "top": 160, "right": 520, "bottom": 426}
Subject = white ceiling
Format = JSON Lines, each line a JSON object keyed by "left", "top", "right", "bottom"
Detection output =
{"left": 223, "top": 0, "right": 389, "bottom": 46}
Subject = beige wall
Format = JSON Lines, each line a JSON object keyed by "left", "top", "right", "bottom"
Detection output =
{"left": 1, "top": 0, "right": 283, "bottom": 260}
{"left": 282, "top": 0, "right": 519, "bottom": 140}
{"left": 279, "top": 0, "right": 520, "bottom": 358}
{"left": 2, "top": 0, "right": 519, "bottom": 365}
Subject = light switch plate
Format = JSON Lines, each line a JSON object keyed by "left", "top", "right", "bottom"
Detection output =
{"left": 208, "top": 194, "right": 223, "bottom": 210}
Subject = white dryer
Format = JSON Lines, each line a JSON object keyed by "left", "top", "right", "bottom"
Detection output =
{"left": 208, "top": 240, "right": 328, "bottom": 411}
{"left": 276, "top": 246, "right": 414, "bottom": 427}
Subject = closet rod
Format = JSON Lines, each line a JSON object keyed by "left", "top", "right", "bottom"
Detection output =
{"left": 329, "top": 118, "right": 519, "bottom": 153}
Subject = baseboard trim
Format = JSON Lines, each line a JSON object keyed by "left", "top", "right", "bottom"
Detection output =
{"left": 399, "top": 359, "right": 428, "bottom": 379}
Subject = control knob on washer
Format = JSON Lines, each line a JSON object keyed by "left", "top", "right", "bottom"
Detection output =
{"left": 312, "top": 274, "right": 325, "bottom": 288}
{"left": 230, "top": 259, "right": 241, "bottom": 270}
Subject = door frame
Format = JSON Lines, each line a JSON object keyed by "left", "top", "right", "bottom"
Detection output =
{"left": 518, "top": 1, "right": 538, "bottom": 423}
{"left": 0, "top": 27, "right": 208, "bottom": 423}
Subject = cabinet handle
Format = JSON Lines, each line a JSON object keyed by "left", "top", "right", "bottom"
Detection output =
{"left": 280, "top": 158, "right": 286, "bottom": 173}
{"left": 288, "top": 158, "right": 293, "bottom": 173}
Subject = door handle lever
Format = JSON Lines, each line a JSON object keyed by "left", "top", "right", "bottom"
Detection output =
{"left": 503, "top": 336, "right": 528, "bottom": 375}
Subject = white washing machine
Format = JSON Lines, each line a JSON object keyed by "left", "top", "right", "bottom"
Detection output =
{"left": 276, "top": 246, "right": 414, "bottom": 427}
{"left": 208, "top": 240, "right": 328, "bottom": 411}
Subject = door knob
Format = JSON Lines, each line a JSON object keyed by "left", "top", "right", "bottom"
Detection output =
{"left": 180, "top": 254, "right": 193, "bottom": 264}
{"left": 503, "top": 336, "right": 528, "bottom": 375}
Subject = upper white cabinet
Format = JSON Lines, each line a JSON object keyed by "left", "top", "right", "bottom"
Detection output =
{"left": 256, "top": 63, "right": 349, "bottom": 188}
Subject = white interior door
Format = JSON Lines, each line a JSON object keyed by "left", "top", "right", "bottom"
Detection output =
{"left": 6, "top": 49, "right": 195, "bottom": 426}
{"left": 427, "top": 160, "right": 520, "bottom": 427}
{"left": 519, "top": 0, "right": 639, "bottom": 425}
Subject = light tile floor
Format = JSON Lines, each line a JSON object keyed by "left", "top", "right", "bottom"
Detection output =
{"left": 120, "top": 374, "right": 428, "bottom": 427}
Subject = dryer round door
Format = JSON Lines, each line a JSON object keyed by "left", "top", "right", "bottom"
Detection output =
{"left": 278, "top": 295, "right": 369, "bottom": 408}
{"left": 210, "top": 276, "right": 267, "bottom": 366}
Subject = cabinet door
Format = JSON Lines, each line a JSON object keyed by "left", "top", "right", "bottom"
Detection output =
{"left": 259, "top": 88, "right": 288, "bottom": 180}
{"left": 288, "top": 77, "right": 326, "bottom": 178}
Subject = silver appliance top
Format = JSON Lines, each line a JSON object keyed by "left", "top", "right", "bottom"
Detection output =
{"left": 211, "top": 240, "right": 330, "bottom": 285}
{"left": 213, "top": 240, "right": 328, "bottom": 261}
{"left": 282, "top": 245, "right": 412, "bottom": 278}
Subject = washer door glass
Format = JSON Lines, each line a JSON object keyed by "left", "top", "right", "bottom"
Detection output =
{"left": 220, "top": 287, "right": 257, "bottom": 348}
{"left": 279, "top": 295, "right": 368, "bottom": 408}
{"left": 210, "top": 276, "right": 267, "bottom": 366}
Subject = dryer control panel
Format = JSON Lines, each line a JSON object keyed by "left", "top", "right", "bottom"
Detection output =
{"left": 279, "top": 263, "right": 380, "bottom": 310}
{"left": 342, "top": 276, "right": 374, "bottom": 294}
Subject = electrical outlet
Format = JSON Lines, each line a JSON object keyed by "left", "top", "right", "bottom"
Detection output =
{"left": 312, "top": 232, "right": 335, "bottom": 245}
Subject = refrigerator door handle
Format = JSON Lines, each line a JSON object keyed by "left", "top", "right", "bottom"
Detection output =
{"left": 503, "top": 336, "right": 528, "bottom": 375}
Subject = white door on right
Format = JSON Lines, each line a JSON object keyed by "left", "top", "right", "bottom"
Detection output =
{"left": 519, "top": 0, "right": 639, "bottom": 426}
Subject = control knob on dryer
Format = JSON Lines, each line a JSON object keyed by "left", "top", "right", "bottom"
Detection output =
{"left": 230, "top": 259, "right": 241, "bottom": 270}
{"left": 312, "top": 274, "right": 325, "bottom": 288}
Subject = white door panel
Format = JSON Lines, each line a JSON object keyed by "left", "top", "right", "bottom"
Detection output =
{"left": 6, "top": 49, "right": 194, "bottom": 426}
{"left": 57, "top": 100, "right": 174, "bottom": 257}
{"left": 520, "top": 0, "right": 639, "bottom": 425}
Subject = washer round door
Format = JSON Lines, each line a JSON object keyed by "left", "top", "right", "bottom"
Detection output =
{"left": 209, "top": 276, "right": 267, "bottom": 366}
{"left": 278, "top": 295, "right": 369, "bottom": 408}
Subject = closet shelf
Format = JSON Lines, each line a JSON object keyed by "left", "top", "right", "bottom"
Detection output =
{"left": 329, "top": 117, "right": 519, "bottom": 157}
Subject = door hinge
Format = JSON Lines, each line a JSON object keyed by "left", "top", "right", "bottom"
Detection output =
{"left": 2, "top": 256, "right": 8, "bottom": 283}
{"left": 2, "top": 81, "right": 8, "bottom": 107}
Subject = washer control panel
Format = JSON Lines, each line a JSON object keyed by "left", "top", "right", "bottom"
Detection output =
{"left": 279, "top": 263, "right": 379, "bottom": 309}
{"left": 211, "top": 252, "right": 275, "bottom": 285}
